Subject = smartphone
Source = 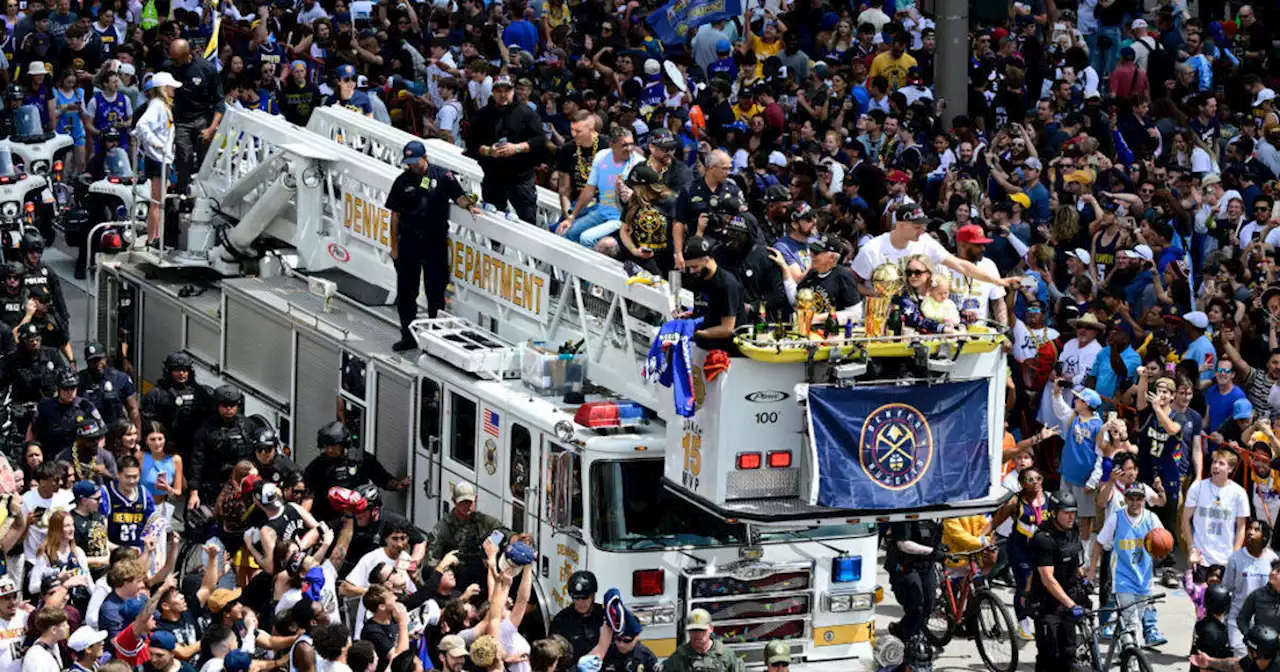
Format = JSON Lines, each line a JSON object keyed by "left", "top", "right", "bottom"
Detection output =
{"left": 487, "top": 530, "right": 504, "bottom": 547}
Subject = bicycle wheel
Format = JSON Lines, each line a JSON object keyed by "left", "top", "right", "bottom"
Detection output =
{"left": 1119, "top": 647, "right": 1154, "bottom": 672}
{"left": 972, "top": 590, "right": 1018, "bottom": 672}
{"left": 1074, "top": 620, "right": 1101, "bottom": 672}
{"left": 924, "top": 569, "right": 954, "bottom": 648}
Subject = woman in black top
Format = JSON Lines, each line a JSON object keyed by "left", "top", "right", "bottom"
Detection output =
{"left": 618, "top": 164, "right": 677, "bottom": 275}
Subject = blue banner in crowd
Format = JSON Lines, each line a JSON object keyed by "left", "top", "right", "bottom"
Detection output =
{"left": 809, "top": 381, "right": 990, "bottom": 510}
{"left": 646, "top": 0, "right": 743, "bottom": 46}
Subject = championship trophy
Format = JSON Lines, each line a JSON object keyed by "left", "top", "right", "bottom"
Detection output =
{"left": 865, "top": 263, "right": 904, "bottom": 337}
{"left": 795, "top": 289, "right": 817, "bottom": 336}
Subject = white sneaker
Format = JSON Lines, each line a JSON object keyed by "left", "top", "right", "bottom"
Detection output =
{"left": 1017, "top": 618, "right": 1035, "bottom": 640}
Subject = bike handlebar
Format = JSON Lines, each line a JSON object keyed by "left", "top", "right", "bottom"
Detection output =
{"left": 945, "top": 545, "right": 998, "bottom": 562}
{"left": 1087, "top": 593, "right": 1166, "bottom": 617}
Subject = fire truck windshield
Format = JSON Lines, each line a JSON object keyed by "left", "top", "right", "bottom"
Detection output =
{"left": 590, "top": 460, "right": 874, "bottom": 551}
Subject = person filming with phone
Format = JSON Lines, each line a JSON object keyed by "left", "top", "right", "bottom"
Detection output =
{"left": 429, "top": 482, "right": 532, "bottom": 598}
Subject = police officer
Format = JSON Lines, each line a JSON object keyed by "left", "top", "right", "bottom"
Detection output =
{"left": 385, "top": 140, "right": 480, "bottom": 352}
{"left": 883, "top": 518, "right": 944, "bottom": 667}
{"left": 1193, "top": 623, "right": 1280, "bottom": 671}
{"left": 248, "top": 421, "right": 298, "bottom": 486}
{"left": 762, "top": 641, "right": 791, "bottom": 672}
{"left": 18, "top": 230, "right": 69, "bottom": 328}
{"left": 427, "top": 481, "right": 517, "bottom": 595}
{"left": 674, "top": 150, "right": 742, "bottom": 267}
{"left": 1030, "top": 491, "right": 1088, "bottom": 672}
{"left": 56, "top": 416, "right": 117, "bottom": 485}
{"left": 662, "top": 609, "right": 745, "bottom": 672}
{"left": 0, "top": 262, "right": 27, "bottom": 329}
{"left": 28, "top": 369, "right": 103, "bottom": 459}
{"left": 3, "top": 323, "right": 66, "bottom": 405}
{"left": 601, "top": 598, "right": 659, "bottom": 672}
{"left": 550, "top": 570, "right": 610, "bottom": 662}
{"left": 1191, "top": 584, "right": 1234, "bottom": 670}
{"left": 0, "top": 84, "right": 24, "bottom": 140}
{"left": 188, "top": 384, "right": 254, "bottom": 507}
{"left": 14, "top": 284, "right": 72, "bottom": 366}
{"left": 302, "top": 421, "right": 408, "bottom": 521}
{"left": 343, "top": 483, "right": 427, "bottom": 576}
{"left": 141, "top": 351, "right": 213, "bottom": 484}
{"left": 78, "top": 342, "right": 139, "bottom": 429}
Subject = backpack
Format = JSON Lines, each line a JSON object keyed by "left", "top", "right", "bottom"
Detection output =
{"left": 1141, "top": 37, "right": 1176, "bottom": 98}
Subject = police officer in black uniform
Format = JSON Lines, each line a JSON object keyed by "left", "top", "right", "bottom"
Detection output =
{"left": 19, "top": 230, "right": 69, "bottom": 328}
{"left": 142, "top": 351, "right": 213, "bottom": 494}
{"left": 1192, "top": 623, "right": 1279, "bottom": 671}
{"left": 385, "top": 140, "right": 480, "bottom": 353}
{"left": 248, "top": 421, "right": 298, "bottom": 486}
{"left": 1191, "top": 584, "right": 1234, "bottom": 671}
{"left": 0, "top": 85, "right": 24, "bottom": 140}
{"left": 884, "top": 518, "right": 944, "bottom": 668}
{"left": 15, "top": 284, "right": 72, "bottom": 366}
{"left": 550, "top": 570, "right": 609, "bottom": 662}
{"left": 78, "top": 342, "right": 139, "bottom": 429}
{"left": 188, "top": 385, "right": 254, "bottom": 507}
{"left": 1030, "top": 491, "right": 1088, "bottom": 672}
{"left": 3, "top": 323, "right": 66, "bottom": 406}
{"left": 682, "top": 236, "right": 747, "bottom": 353}
{"left": 343, "top": 483, "right": 427, "bottom": 576}
{"left": 0, "top": 262, "right": 27, "bottom": 329}
{"left": 674, "top": 150, "right": 743, "bottom": 257}
{"left": 302, "top": 421, "right": 408, "bottom": 522}
{"left": 602, "top": 606, "right": 658, "bottom": 672}
{"left": 28, "top": 369, "right": 102, "bottom": 460}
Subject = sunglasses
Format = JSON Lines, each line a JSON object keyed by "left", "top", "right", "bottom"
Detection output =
{"left": 617, "top": 637, "right": 636, "bottom": 644}
{"left": 1027, "top": 307, "right": 1043, "bottom": 313}
{"left": 1216, "top": 368, "right": 1233, "bottom": 374}
{"left": 906, "top": 269, "right": 928, "bottom": 276}
{"left": 341, "top": 77, "right": 355, "bottom": 82}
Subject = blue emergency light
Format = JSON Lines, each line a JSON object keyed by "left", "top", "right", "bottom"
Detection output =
{"left": 573, "top": 401, "right": 647, "bottom": 429}
{"left": 832, "top": 556, "right": 862, "bottom": 583}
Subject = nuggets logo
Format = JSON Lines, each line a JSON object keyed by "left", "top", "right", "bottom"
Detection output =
{"left": 859, "top": 403, "right": 933, "bottom": 489}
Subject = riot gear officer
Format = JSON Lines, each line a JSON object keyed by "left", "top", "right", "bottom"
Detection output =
{"left": 78, "top": 342, "right": 139, "bottom": 429}
{"left": 1030, "top": 492, "right": 1088, "bottom": 672}
{"left": 247, "top": 417, "right": 298, "bottom": 486}
{"left": 0, "top": 262, "right": 27, "bottom": 329}
{"left": 188, "top": 384, "right": 254, "bottom": 507}
{"left": 302, "top": 420, "right": 408, "bottom": 521}
{"left": 884, "top": 518, "right": 944, "bottom": 669}
{"left": 3, "top": 323, "right": 68, "bottom": 405}
{"left": 141, "top": 351, "right": 212, "bottom": 483}
{"left": 14, "top": 284, "right": 71, "bottom": 365}
{"left": 18, "top": 231, "right": 68, "bottom": 328}
{"left": 28, "top": 369, "right": 103, "bottom": 459}
{"left": 1193, "top": 623, "right": 1280, "bottom": 671}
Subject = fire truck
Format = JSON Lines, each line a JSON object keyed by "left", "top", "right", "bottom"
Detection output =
{"left": 86, "top": 107, "right": 1011, "bottom": 670}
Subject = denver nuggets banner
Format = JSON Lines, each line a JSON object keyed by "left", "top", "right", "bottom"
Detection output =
{"left": 809, "top": 381, "right": 990, "bottom": 509}
{"left": 647, "top": 0, "right": 743, "bottom": 46}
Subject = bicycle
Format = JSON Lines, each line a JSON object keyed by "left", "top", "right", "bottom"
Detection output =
{"left": 1073, "top": 592, "right": 1164, "bottom": 672}
{"left": 923, "top": 546, "right": 1018, "bottom": 672}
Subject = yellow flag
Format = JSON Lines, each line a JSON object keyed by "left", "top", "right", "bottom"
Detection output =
{"left": 203, "top": 0, "right": 221, "bottom": 59}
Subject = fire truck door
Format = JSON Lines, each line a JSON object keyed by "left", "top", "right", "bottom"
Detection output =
{"left": 541, "top": 440, "right": 586, "bottom": 612}
{"left": 413, "top": 376, "right": 444, "bottom": 530}
{"left": 440, "top": 387, "right": 485, "bottom": 512}
{"left": 505, "top": 419, "right": 539, "bottom": 538}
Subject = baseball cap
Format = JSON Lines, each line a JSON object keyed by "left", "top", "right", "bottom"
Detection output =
{"left": 789, "top": 202, "right": 815, "bottom": 221}
{"left": 686, "top": 608, "right": 713, "bottom": 631}
{"left": 624, "top": 163, "right": 662, "bottom": 187}
{"left": 1122, "top": 244, "right": 1154, "bottom": 262}
{"left": 208, "top": 587, "right": 243, "bottom": 615}
{"left": 1064, "top": 169, "right": 1095, "bottom": 186}
{"left": 808, "top": 234, "right": 843, "bottom": 255}
{"left": 956, "top": 224, "right": 993, "bottom": 245}
{"left": 895, "top": 204, "right": 928, "bottom": 224}
{"left": 764, "top": 641, "right": 791, "bottom": 665}
{"left": 67, "top": 626, "right": 107, "bottom": 653}
{"left": 0, "top": 576, "right": 17, "bottom": 597}
{"left": 1120, "top": 46, "right": 1136, "bottom": 60}
{"left": 259, "top": 483, "right": 283, "bottom": 507}
{"left": 1021, "top": 157, "right": 1043, "bottom": 171}
{"left": 336, "top": 64, "right": 356, "bottom": 79}
{"left": 438, "top": 635, "right": 468, "bottom": 659}
{"left": 1184, "top": 310, "right": 1210, "bottom": 330}
{"left": 886, "top": 169, "right": 911, "bottom": 184}
{"left": 1009, "top": 193, "right": 1031, "bottom": 209}
{"left": 239, "top": 473, "right": 261, "bottom": 497}
{"left": 1067, "top": 248, "right": 1092, "bottom": 265}
{"left": 402, "top": 140, "right": 426, "bottom": 166}
{"left": 72, "top": 480, "right": 99, "bottom": 502}
{"left": 1131, "top": 18, "right": 1148, "bottom": 29}
{"left": 28, "top": 284, "right": 50, "bottom": 303}
{"left": 453, "top": 481, "right": 477, "bottom": 503}
{"left": 150, "top": 631, "right": 178, "bottom": 652}
{"left": 1200, "top": 174, "right": 1223, "bottom": 188}
{"left": 225, "top": 651, "right": 253, "bottom": 672}
{"left": 763, "top": 184, "right": 791, "bottom": 204}
{"left": 1234, "top": 398, "right": 1256, "bottom": 420}
{"left": 492, "top": 74, "right": 514, "bottom": 89}
{"left": 1124, "top": 482, "right": 1147, "bottom": 498}
{"left": 683, "top": 236, "right": 716, "bottom": 261}
{"left": 84, "top": 342, "right": 107, "bottom": 360}
{"left": 120, "top": 596, "right": 147, "bottom": 621}
{"left": 1073, "top": 388, "right": 1102, "bottom": 410}
{"left": 648, "top": 128, "right": 679, "bottom": 150}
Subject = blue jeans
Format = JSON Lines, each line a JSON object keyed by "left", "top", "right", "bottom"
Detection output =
{"left": 1008, "top": 537, "right": 1034, "bottom": 621}
{"left": 558, "top": 205, "right": 620, "bottom": 244}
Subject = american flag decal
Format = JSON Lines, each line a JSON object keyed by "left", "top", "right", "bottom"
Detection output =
{"left": 483, "top": 408, "right": 500, "bottom": 437}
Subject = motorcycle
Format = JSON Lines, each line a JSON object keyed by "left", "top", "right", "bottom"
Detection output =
{"left": 0, "top": 395, "right": 35, "bottom": 461}
{"left": 0, "top": 105, "right": 72, "bottom": 242}
{"left": 0, "top": 147, "right": 48, "bottom": 262}
{"left": 81, "top": 147, "right": 143, "bottom": 258}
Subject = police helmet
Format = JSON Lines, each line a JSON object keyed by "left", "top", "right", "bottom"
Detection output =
{"left": 1049, "top": 491, "right": 1079, "bottom": 514}
{"left": 56, "top": 369, "right": 78, "bottom": 390}
{"left": 15, "top": 322, "right": 39, "bottom": 344}
{"left": 354, "top": 483, "right": 382, "bottom": 509}
{"left": 100, "top": 127, "right": 121, "bottom": 145}
{"left": 213, "top": 384, "right": 243, "bottom": 407}
{"left": 19, "top": 230, "right": 44, "bottom": 253}
{"left": 1204, "top": 583, "right": 1232, "bottom": 616}
{"left": 317, "top": 421, "right": 349, "bottom": 449}
{"left": 162, "top": 351, "right": 193, "bottom": 376}
{"left": 1247, "top": 624, "right": 1280, "bottom": 659}
{"left": 252, "top": 424, "right": 279, "bottom": 451}
{"left": 76, "top": 417, "right": 105, "bottom": 439}
{"left": 567, "top": 570, "right": 597, "bottom": 599}
{"left": 5, "top": 85, "right": 22, "bottom": 102}
{"left": 0, "top": 262, "right": 23, "bottom": 279}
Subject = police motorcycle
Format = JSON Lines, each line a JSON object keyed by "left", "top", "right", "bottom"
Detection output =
{"left": 81, "top": 146, "right": 143, "bottom": 254}
{"left": 0, "top": 105, "right": 70, "bottom": 243}
{"left": 0, "top": 391, "right": 32, "bottom": 462}
{"left": 0, "top": 146, "right": 47, "bottom": 261}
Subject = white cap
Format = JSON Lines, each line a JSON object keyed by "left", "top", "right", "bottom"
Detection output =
{"left": 27, "top": 61, "right": 47, "bottom": 76}
{"left": 452, "top": 481, "right": 476, "bottom": 502}
{"left": 1131, "top": 18, "right": 1148, "bottom": 29}
{"left": 644, "top": 58, "right": 661, "bottom": 76}
{"left": 1067, "top": 248, "right": 1091, "bottom": 265}
{"left": 1256, "top": 88, "right": 1277, "bottom": 107}
{"left": 768, "top": 150, "right": 787, "bottom": 167}
{"left": 1184, "top": 311, "right": 1210, "bottom": 329}
{"left": 116, "top": 62, "right": 135, "bottom": 77}
{"left": 1122, "top": 244, "right": 1154, "bottom": 262}
{"left": 67, "top": 626, "right": 108, "bottom": 652}
{"left": 148, "top": 72, "right": 183, "bottom": 89}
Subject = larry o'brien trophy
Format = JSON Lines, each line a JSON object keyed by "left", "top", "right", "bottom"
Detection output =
{"left": 865, "top": 263, "right": 904, "bottom": 337}
{"left": 794, "top": 289, "right": 818, "bottom": 336}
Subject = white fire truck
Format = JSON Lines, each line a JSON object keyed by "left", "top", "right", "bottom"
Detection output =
{"left": 86, "top": 107, "right": 1010, "bottom": 670}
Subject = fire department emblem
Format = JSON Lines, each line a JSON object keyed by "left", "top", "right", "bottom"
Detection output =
{"left": 858, "top": 403, "right": 933, "bottom": 490}
{"left": 484, "top": 438, "right": 498, "bottom": 475}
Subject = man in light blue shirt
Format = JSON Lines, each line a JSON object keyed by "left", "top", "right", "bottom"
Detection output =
{"left": 1182, "top": 311, "right": 1218, "bottom": 384}
{"left": 1087, "top": 324, "right": 1141, "bottom": 410}
{"left": 555, "top": 126, "right": 642, "bottom": 247}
